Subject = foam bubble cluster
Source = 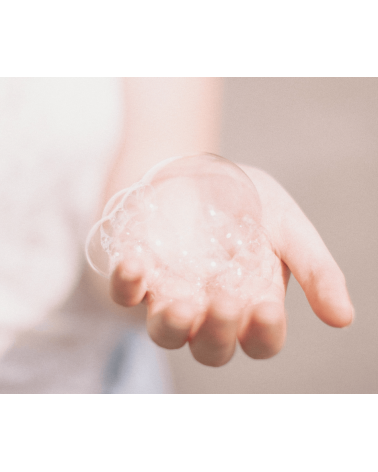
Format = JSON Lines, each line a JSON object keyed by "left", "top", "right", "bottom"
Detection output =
{"left": 86, "top": 153, "right": 276, "bottom": 304}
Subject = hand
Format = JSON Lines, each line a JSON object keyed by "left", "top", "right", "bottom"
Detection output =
{"left": 110, "top": 165, "right": 354, "bottom": 366}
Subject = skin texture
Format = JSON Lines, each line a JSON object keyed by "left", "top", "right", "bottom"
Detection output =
{"left": 110, "top": 164, "right": 354, "bottom": 366}
{"left": 91, "top": 78, "right": 353, "bottom": 367}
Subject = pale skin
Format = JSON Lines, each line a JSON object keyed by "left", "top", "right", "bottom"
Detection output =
{"left": 95, "top": 78, "right": 354, "bottom": 367}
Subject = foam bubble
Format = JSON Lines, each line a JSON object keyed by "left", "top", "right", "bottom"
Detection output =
{"left": 86, "top": 153, "right": 277, "bottom": 304}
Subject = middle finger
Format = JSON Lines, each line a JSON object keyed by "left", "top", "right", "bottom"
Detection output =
{"left": 189, "top": 296, "right": 240, "bottom": 367}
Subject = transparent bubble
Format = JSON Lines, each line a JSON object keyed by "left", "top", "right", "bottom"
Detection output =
{"left": 86, "top": 153, "right": 277, "bottom": 304}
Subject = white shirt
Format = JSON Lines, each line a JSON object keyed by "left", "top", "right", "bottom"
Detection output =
{"left": 0, "top": 78, "right": 173, "bottom": 392}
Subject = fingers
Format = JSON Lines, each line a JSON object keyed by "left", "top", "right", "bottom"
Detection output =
{"left": 240, "top": 166, "right": 354, "bottom": 328}
{"left": 238, "top": 301, "right": 286, "bottom": 359}
{"left": 146, "top": 294, "right": 240, "bottom": 366}
{"left": 147, "top": 299, "right": 199, "bottom": 349}
{"left": 302, "top": 264, "right": 353, "bottom": 328}
{"left": 110, "top": 258, "right": 147, "bottom": 307}
{"left": 237, "top": 258, "right": 288, "bottom": 360}
{"left": 189, "top": 297, "right": 240, "bottom": 367}
{"left": 147, "top": 294, "right": 287, "bottom": 364}
{"left": 279, "top": 206, "right": 354, "bottom": 328}
{"left": 111, "top": 255, "right": 288, "bottom": 364}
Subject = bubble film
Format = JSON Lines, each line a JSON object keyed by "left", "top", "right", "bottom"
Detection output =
{"left": 86, "top": 153, "right": 276, "bottom": 304}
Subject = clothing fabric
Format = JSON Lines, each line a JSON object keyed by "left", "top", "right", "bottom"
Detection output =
{"left": 0, "top": 78, "right": 173, "bottom": 393}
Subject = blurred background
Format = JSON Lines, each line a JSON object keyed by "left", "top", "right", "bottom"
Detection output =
{"left": 0, "top": 78, "right": 376, "bottom": 393}
{"left": 166, "top": 78, "right": 378, "bottom": 393}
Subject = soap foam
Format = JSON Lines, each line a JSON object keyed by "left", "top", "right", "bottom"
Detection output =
{"left": 86, "top": 153, "right": 277, "bottom": 304}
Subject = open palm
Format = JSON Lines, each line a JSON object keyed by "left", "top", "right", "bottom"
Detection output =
{"left": 110, "top": 164, "right": 354, "bottom": 366}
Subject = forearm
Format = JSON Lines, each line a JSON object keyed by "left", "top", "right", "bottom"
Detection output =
{"left": 102, "top": 77, "right": 223, "bottom": 206}
{"left": 89, "top": 77, "right": 224, "bottom": 306}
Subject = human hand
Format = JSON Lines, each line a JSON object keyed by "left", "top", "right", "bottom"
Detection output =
{"left": 110, "top": 164, "right": 354, "bottom": 366}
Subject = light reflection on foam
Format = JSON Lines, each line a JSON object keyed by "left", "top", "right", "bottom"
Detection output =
{"left": 86, "top": 153, "right": 277, "bottom": 304}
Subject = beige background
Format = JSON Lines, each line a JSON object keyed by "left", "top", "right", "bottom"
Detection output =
{"left": 166, "top": 78, "right": 378, "bottom": 393}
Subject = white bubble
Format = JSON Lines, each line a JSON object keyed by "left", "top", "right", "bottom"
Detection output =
{"left": 85, "top": 153, "right": 277, "bottom": 304}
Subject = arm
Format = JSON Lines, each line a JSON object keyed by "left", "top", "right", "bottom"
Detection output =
{"left": 88, "top": 78, "right": 224, "bottom": 314}
{"left": 103, "top": 77, "right": 223, "bottom": 201}
{"left": 97, "top": 79, "right": 354, "bottom": 365}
